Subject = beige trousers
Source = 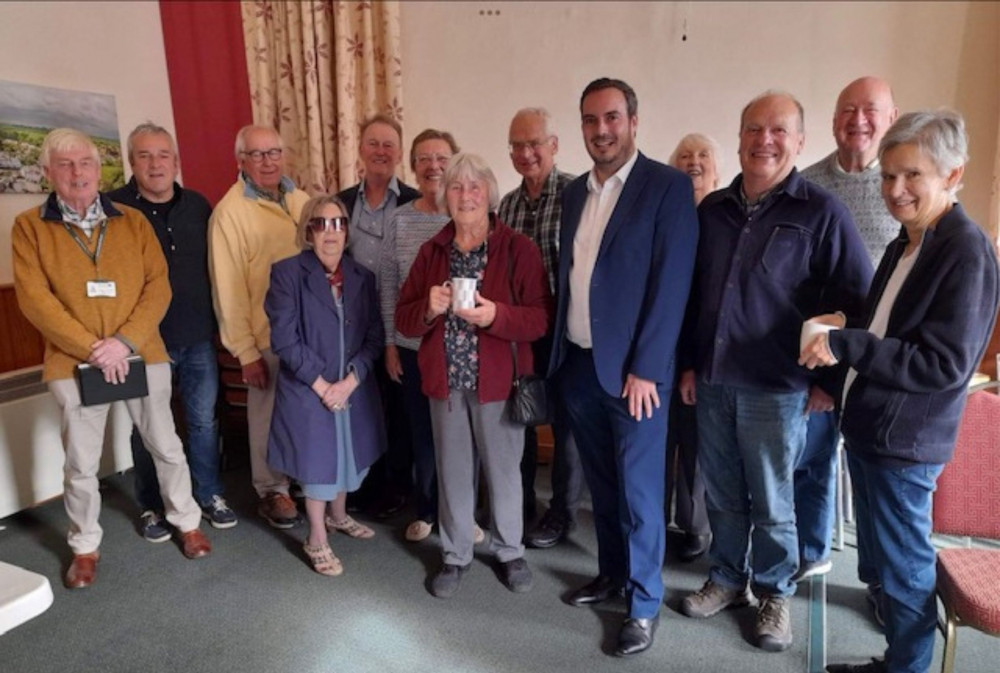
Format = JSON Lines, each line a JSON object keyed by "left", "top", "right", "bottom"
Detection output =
{"left": 49, "top": 362, "right": 202, "bottom": 554}
{"left": 246, "top": 348, "right": 289, "bottom": 497}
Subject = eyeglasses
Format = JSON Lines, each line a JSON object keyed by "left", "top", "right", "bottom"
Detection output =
{"left": 241, "top": 148, "right": 283, "bottom": 163}
{"left": 415, "top": 153, "right": 452, "bottom": 166}
{"left": 307, "top": 216, "right": 348, "bottom": 233}
{"left": 508, "top": 138, "right": 551, "bottom": 154}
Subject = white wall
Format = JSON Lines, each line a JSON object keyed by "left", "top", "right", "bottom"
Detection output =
{"left": 400, "top": 1, "right": 999, "bottom": 229}
{"left": 0, "top": 1, "right": 176, "bottom": 284}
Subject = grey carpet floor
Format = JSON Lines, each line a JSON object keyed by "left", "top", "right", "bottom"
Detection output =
{"left": 0, "top": 465, "right": 994, "bottom": 673}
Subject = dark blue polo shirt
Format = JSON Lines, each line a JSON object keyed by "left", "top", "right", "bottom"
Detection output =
{"left": 108, "top": 178, "right": 216, "bottom": 350}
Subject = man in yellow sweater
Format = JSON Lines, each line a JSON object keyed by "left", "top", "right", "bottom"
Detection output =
{"left": 12, "top": 128, "right": 212, "bottom": 589}
{"left": 209, "top": 125, "right": 309, "bottom": 528}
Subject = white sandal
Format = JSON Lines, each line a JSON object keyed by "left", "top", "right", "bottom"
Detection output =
{"left": 325, "top": 515, "right": 375, "bottom": 539}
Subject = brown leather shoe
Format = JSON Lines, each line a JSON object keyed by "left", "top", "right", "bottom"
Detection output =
{"left": 65, "top": 551, "right": 100, "bottom": 589}
{"left": 180, "top": 529, "right": 212, "bottom": 559}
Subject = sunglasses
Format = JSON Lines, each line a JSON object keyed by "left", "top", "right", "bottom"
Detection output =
{"left": 307, "top": 216, "right": 349, "bottom": 233}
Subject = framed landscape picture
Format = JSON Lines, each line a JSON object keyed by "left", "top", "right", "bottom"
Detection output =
{"left": 0, "top": 79, "right": 124, "bottom": 195}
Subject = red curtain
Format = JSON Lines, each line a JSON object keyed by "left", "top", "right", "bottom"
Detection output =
{"left": 159, "top": 1, "right": 252, "bottom": 205}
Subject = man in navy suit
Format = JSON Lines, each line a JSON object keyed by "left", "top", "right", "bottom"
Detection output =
{"left": 550, "top": 78, "right": 699, "bottom": 657}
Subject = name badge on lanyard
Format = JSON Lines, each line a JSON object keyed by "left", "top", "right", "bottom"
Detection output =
{"left": 86, "top": 280, "right": 117, "bottom": 297}
{"left": 65, "top": 219, "right": 115, "bottom": 297}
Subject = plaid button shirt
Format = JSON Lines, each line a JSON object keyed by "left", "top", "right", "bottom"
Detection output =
{"left": 497, "top": 168, "right": 574, "bottom": 294}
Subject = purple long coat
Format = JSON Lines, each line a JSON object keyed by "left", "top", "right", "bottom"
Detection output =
{"left": 265, "top": 251, "right": 386, "bottom": 484}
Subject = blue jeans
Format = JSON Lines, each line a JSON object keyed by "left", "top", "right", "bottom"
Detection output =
{"left": 847, "top": 452, "right": 943, "bottom": 673}
{"left": 132, "top": 340, "right": 222, "bottom": 509}
{"left": 696, "top": 382, "right": 806, "bottom": 598}
{"left": 794, "top": 409, "right": 839, "bottom": 564}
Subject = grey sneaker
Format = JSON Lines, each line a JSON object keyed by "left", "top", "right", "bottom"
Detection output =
{"left": 793, "top": 557, "right": 833, "bottom": 582}
{"left": 139, "top": 510, "right": 170, "bottom": 543}
{"left": 430, "top": 563, "right": 470, "bottom": 599}
{"left": 755, "top": 595, "right": 792, "bottom": 652}
{"left": 499, "top": 558, "right": 533, "bottom": 593}
{"left": 680, "top": 580, "right": 752, "bottom": 618}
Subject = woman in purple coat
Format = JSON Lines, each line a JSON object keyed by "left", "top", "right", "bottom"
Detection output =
{"left": 266, "top": 195, "right": 386, "bottom": 576}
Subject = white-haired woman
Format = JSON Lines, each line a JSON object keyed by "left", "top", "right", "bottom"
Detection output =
{"left": 396, "top": 153, "right": 552, "bottom": 598}
{"left": 669, "top": 133, "right": 722, "bottom": 205}
{"left": 801, "top": 110, "right": 1000, "bottom": 673}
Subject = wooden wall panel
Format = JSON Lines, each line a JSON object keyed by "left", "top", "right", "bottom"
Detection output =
{"left": 0, "top": 284, "right": 44, "bottom": 374}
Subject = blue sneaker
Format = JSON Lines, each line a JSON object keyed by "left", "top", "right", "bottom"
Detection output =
{"left": 201, "top": 495, "right": 238, "bottom": 529}
{"left": 139, "top": 510, "right": 170, "bottom": 543}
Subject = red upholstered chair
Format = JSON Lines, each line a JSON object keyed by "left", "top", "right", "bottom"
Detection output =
{"left": 933, "top": 383, "right": 1000, "bottom": 673}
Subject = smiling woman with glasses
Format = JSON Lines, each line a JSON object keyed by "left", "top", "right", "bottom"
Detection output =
{"left": 264, "top": 194, "right": 387, "bottom": 577}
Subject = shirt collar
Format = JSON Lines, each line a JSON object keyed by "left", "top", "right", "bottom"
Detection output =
{"left": 359, "top": 175, "right": 401, "bottom": 202}
{"left": 241, "top": 172, "right": 296, "bottom": 200}
{"left": 832, "top": 154, "right": 880, "bottom": 175}
{"left": 56, "top": 194, "right": 105, "bottom": 226}
{"left": 518, "top": 167, "right": 563, "bottom": 200}
{"left": 586, "top": 150, "right": 638, "bottom": 194}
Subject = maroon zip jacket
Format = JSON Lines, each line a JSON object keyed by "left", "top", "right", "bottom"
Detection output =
{"left": 396, "top": 215, "right": 552, "bottom": 403}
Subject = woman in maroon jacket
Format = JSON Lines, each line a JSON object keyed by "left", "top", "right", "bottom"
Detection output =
{"left": 396, "top": 153, "right": 552, "bottom": 598}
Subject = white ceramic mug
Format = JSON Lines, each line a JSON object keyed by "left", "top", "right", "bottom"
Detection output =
{"left": 800, "top": 319, "right": 838, "bottom": 354}
{"left": 446, "top": 277, "right": 478, "bottom": 311}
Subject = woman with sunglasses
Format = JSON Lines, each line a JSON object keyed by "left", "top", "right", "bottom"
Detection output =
{"left": 265, "top": 195, "right": 386, "bottom": 576}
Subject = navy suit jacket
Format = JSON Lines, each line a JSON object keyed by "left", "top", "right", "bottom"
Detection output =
{"left": 549, "top": 152, "right": 699, "bottom": 397}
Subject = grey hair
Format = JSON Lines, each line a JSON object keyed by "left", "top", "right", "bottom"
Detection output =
{"left": 234, "top": 125, "right": 284, "bottom": 161}
{"left": 126, "top": 122, "right": 177, "bottom": 163}
{"left": 669, "top": 133, "right": 723, "bottom": 189}
{"left": 436, "top": 153, "right": 501, "bottom": 213}
{"left": 740, "top": 90, "right": 805, "bottom": 133}
{"left": 295, "top": 194, "right": 350, "bottom": 250}
{"left": 512, "top": 107, "right": 556, "bottom": 138}
{"left": 879, "top": 109, "right": 968, "bottom": 195}
{"left": 39, "top": 128, "right": 99, "bottom": 168}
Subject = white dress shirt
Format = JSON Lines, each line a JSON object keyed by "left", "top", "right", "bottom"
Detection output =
{"left": 567, "top": 150, "right": 639, "bottom": 348}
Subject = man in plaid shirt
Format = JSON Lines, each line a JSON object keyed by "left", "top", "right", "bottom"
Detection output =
{"left": 497, "top": 107, "right": 582, "bottom": 549}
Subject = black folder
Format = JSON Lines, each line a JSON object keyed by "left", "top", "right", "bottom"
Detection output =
{"left": 75, "top": 356, "right": 149, "bottom": 406}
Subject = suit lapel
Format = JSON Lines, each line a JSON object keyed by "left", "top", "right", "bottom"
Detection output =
{"left": 597, "top": 153, "right": 649, "bottom": 261}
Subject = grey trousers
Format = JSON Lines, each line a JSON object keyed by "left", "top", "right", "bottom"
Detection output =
{"left": 246, "top": 348, "right": 289, "bottom": 497}
{"left": 430, "top": 390, "right": 525, "bottom": 566}
{"left": 49, "top": 363, "right": 202, "bottom": 554}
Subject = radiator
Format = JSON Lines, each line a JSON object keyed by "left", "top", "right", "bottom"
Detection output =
{"left": 0, "top": 367, "right": 133, "bottom": 520}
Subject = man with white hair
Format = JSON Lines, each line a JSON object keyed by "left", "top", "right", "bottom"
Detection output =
{"left": 12, "top": 128, "right": 212, "bottom": 589}
{"left": 210, "top": 124, "right": 310, "bottom": 528}
{"left": 497, "top": 107, "right": 582, "bottom": 547}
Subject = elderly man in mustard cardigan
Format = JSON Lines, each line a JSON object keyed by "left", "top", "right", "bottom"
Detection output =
{"left": 12, "top": 128, "right": 212, "bottom": 590}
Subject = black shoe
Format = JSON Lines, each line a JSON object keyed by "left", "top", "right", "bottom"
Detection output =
{"left": 429, "top": 563, "right": 471, "bottom": 599}
{"left": 526, "top": 509, "right": 574, "bottom": 549}
{"left": 827, "top": 658, "right": 887, "bottom": 673}
{"left": 567, "top": 575, "right": 624, "bottom": 606}
{"left": 614, "top": 616, "right": 659, "bottom": 656}
{"left": 678, "top": 532, "right": 711, "bottom": 562}
{"left": 375, "top": 493, "right": 407, "bottom": 520}
{"left": 498, "top": 557, "right": 533, "bottom": 593}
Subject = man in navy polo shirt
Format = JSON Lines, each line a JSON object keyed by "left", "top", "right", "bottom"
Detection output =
{"left": 109, "top": 123, "right": 237, "bottom": 540}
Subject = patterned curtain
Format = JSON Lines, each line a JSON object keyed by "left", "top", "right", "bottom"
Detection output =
{"left": 240, "top": 1, "right": 404, "bottom": 194}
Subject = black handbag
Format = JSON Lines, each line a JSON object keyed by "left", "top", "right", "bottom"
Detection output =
{"left": 505, "top": 241, "right": 552, "bottom": 427}
{"left": 508, "top": 343, "right": 552, "bottom": 427}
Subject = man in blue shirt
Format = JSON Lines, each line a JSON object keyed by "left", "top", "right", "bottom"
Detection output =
{"left": 677, "top": 92, "right": 872, "bottom": 653}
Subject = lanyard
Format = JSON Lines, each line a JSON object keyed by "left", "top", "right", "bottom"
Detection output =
{"left": 63, "top": 220, "right": 108, "bottom": 266}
